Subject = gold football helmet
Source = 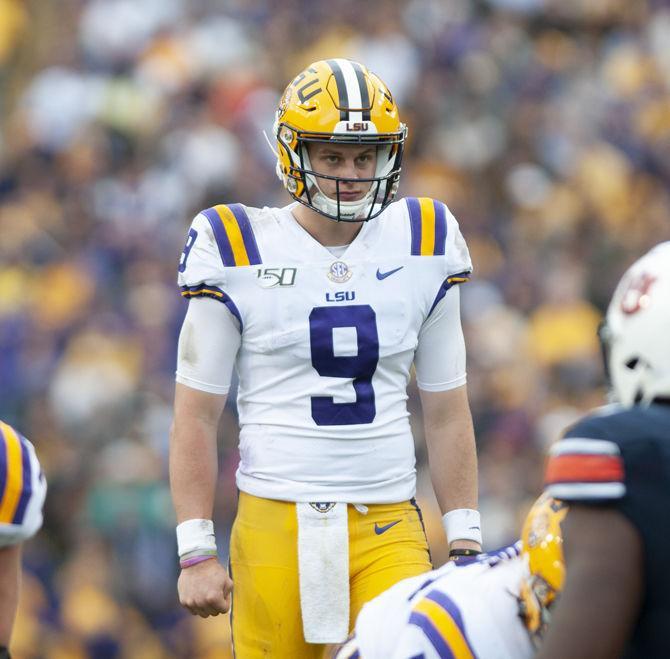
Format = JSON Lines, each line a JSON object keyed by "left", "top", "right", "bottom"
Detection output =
{"left": 274, "top": 59, "right": 407, "bottom": 222}
{"left": 518, "top": 493, "right": 568, "bottom": 648}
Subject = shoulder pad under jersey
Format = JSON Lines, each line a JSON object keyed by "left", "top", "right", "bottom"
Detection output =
{"left": 197, "top": 204, "right": 262, "bottom": 268}
{"left": 178, "top": 203, "right": 261, "bottom": 311}
{"left": 404, "top": 197, "right": 472, "bottom": 281}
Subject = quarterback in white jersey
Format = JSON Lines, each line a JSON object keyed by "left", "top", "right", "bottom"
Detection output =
{"left": 0, "top": 420, "right": 47, "bottom": 653}
{"left": 170, "top": 58, "right": 481, "bottom": 657}
{"left": 177, "top": 196, "right": 472, "bottom": 503}
{"left": 337, "top": 495, "right": 568, "bottom": 659}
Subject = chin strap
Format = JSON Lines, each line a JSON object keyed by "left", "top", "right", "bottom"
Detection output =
{"left": 262, "top": 129, "right": 279, "bottom": 159}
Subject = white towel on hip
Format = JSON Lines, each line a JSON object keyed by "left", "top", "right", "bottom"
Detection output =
{"left": 296, "top": 502, "right": 350, "bottom": 644}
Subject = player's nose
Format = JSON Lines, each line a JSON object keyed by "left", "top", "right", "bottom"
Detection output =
{"left": 340, "top": 158, "right": 360, "bottom": 182}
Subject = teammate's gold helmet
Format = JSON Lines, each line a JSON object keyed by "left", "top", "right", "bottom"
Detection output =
{"left": 518, "top": 493, "right": 568, "bottom": 648}
{"left": 274, "top": 59, "right": 407, "bottom": 222}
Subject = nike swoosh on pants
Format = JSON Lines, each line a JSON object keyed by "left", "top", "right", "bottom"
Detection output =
{"left": 374, "top": 520, "right": 401, "bottom": 535}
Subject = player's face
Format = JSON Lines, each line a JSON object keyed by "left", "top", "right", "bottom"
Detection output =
{"left": 307, "top": 143, "right": 377, "bottom": 202}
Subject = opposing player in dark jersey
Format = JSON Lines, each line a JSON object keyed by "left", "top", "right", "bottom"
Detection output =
{"left": 540, "top": 242, "right": 670, "bottom": 658}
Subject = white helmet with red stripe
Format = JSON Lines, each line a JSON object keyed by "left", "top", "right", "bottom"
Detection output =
{"left": 601, "top": 241, "right": 670, "bottom": 406}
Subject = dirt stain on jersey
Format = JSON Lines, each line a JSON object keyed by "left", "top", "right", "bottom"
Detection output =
{"left": 204, "top": 224, "right": 215, "bottom": 246}
{"left": 179, "top": 318, "right": 198, "bottom": 367}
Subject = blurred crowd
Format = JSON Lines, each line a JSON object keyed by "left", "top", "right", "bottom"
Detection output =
{"left": 1, "top": 0, "right": 669, "bottom": 656}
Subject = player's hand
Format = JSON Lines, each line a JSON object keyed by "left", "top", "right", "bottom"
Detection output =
{"left": 178, "top": 558, "right": 233, "bottom": 617}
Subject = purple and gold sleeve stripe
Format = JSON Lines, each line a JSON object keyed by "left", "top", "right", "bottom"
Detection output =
{"left": 202, "top": 204, "right": 261, "bottom": 267}
{"left": 406, "top": 197, "right": 448, "bottom": 256}
{"left": 408, "top": 589, "right": 476, "bottom": 659}
{"left": 180, "top": 284, "right": 243, "bottom": 330}
{"left": 427, "top": 271, "right": 472, "bottom": 317}
{"left": 0, "top": 421, "right": 33, "bottom": 525}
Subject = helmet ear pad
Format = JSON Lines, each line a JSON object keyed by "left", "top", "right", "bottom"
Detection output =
{"left": 274, "top": 120, "right": 306, "bottom": 198}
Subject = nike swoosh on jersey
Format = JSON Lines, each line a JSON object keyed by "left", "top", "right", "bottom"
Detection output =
{"left": 374, "top": 520, "right": 401, "bottom": 535}
{"left": 376, "top": 266, "right": 404, "bottom": 280}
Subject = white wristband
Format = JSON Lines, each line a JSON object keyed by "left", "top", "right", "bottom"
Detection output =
{"left": 442, "top": 508, "right": 482, "bottom": 545}
{"left": 176, "top": 518, "right": 217, "bottom": 557}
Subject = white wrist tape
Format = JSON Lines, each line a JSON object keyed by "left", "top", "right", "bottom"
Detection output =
{"left": 442, "top": 508, "right": 482, "bottom": 545}
{"left": 176, "top": 519, "right": 216, "bottom": 557}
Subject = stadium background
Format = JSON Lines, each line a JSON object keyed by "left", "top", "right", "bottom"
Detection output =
{"left": 1, "top": 0, "right": 669, "bottom": 656}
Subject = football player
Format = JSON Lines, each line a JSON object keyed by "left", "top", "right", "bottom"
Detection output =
{"left": 539, "top": 241, "right": 670, "bottom": 658}
{"left": 170, "top": 59, "right": 481, "bottom": 657}
{"left": 0, "top": 420, "right": 47, "bottom": 657}
{"left": 336, "top": 494, "right": 567, "bottom": 659}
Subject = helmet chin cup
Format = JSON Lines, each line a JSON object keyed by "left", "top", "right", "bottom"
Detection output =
{"left": 310, "top": 184, "right": 375, "bottom": 222}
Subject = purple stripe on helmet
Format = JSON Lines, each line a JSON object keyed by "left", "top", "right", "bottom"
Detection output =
{"left": 0, "top": 426, "right": 7, "bottom": 513}
{"left": 228, "top": 204, "right": 262, "bottom": 265}
{"left": 408, "top": 611, "right": 454, "bottom": 658}
{"left": 427, "top": 271, "right": 472, "bottom": 317}
{"left": 201, "top": 207, "right": 235, "bottom": 267}
{"left": 425, "top": 589, "right": 476, "bottom": 656}
{"left": 180, "top": 284, "right": 243, "bottom": 331}
{"left": 12, "top": 435, "right": 32, "bottom": 524}
{"left": 433, "top": 200, "right": 447, "bottom": 256}
{"left": 351, "top": 61, "right": 371, "bottom": 121}
{"left": 406, "top": 197, "right": 422, "bottom": 255}
{"left": 327, "top": 59, "right": 349, "bottom": 121}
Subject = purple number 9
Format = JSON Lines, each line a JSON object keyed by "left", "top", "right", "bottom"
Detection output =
{"left": 309, "top": 305, "right": 379, "bottom": 426}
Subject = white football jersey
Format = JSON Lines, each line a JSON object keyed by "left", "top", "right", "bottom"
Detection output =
{"left": 177, "top": 198, "right": 472, "bottom": 503}
{"left": 0, "top": 421, "right": 47, "bottom": 547}
{"left": 340, "top": 544, "right": 532, "bottom": 659}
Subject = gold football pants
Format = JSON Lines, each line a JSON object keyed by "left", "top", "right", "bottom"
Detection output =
{"left": 229, "top": 492, "right": 432, "bottom": 658}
